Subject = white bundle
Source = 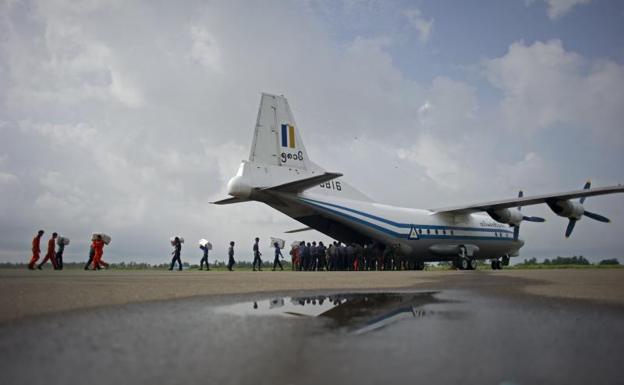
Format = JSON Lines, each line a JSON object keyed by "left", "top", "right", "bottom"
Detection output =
{"left": 270, "top": 237, "right": 285, "bottom": 249}
{"left": 92, "top": 233, "right": 111, "bottom": 245}
{"left": 57, "top": 236, "right": 70, "bottom": 246}
{"left": 198, "top": 239, "right": 212, "bottom": 250}
{"left": 290, "top": 241, "right": 302, "bottom": 248}
{"left": 170, "top": 236, "right": 185, "bottom": 246}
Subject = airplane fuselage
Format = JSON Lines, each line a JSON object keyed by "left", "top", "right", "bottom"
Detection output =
{"left": 261, "top": 189, "right": 523, "bottom": 263}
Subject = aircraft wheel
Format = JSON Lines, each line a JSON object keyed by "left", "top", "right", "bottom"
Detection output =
{"left": 491, "top": 260, "right": 497, "bottom": 270}
{"left": 457, "top": 258, "right": 468, "bottom": 270}
{"left": 468, "top": 259, "right": 478, "bottom": 270}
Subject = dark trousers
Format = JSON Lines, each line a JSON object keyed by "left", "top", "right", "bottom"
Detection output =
{"left": 200, "top": 256, "right": 209, "bottom": 270}
{"left": 170, "top": 253, "right": 182, "bottom": 270}
{"left": 273, "top": 257, "right": 283, "bottom": 270}
{"left": 253, "top": 253, "right": 262, "bottom": 270}
{"left": 84, "top": 256, "right": 93, "bottom": 269}
{"left": 228, "top": 257, "right": 235, "bottom": 271}
{"left": 55, "top": 251, "right": 64, "bottom": 270}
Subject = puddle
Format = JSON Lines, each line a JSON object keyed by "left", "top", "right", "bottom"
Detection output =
{"left": 215, "top": 291, "right": 457, "bottom": 334}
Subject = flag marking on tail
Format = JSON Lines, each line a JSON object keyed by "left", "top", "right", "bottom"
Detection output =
{"left": 281, "top": 124, "right": 296, "bottom": 148}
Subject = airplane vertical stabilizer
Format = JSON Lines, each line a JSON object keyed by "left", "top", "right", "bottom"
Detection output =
{"left": 249, "top": 93, "right": 317, "bottom": 171}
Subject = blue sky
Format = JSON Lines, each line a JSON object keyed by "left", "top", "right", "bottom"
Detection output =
{"left": 0, "top": 0, "right": 623, "bottom": 263}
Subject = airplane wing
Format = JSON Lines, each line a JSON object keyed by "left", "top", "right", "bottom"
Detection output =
{"left": 212, "top": 197, "right": 250, "bottom": 205}
{"left": 260, "top": 172, "right": 343, "bottom": 193}
{"left": 432, "top": 185, "right": 624, "bottom": 215}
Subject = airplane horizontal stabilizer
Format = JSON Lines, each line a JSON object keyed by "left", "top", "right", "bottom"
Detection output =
{"left": 261, "top": 172, "right": 343, "bottom": 194}
{"left": 284, "top": 227, "right": 313, "bottom": 234}
{"left": 212, "top": 197, "right": 250, "bottom": 205}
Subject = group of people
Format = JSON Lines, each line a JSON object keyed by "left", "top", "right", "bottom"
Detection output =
{"left": 28, "top": 230, "right": 65, "bottom": 270}
{"left": 28, "top": 230, "right": 108, "bottom": 270}
{"left": 28, "top": 231, "right": 407, "bottom": 272}
{"left": 289, "top": 241, "right": 404, "bottom": 271}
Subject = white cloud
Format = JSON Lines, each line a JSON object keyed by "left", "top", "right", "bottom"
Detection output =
{"left": 545, "top": 0, "right": 591, "bottom": 19}
{"left": 403, "top": 7, "right": 434, "bottom": 43}
{"left": 190, "top": 25, "right": 223, "bottom": 72}
{"left": 484, "top": 40, "right": 624, "bottom": 144}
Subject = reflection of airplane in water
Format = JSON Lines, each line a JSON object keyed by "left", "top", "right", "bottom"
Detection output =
{"left": 251, "top": 292, "right": 448, "bottom": 334}
{"left": 215, "top": 93, "right": 624, "bottom": 270}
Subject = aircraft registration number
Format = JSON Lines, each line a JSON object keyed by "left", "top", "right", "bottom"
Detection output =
{"left": 319, "top": 180, "right": 342, "bottom": 191}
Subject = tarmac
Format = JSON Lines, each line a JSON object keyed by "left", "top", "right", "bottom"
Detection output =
{"left": 1, "top": 268, "right": 623, "bottom": 384}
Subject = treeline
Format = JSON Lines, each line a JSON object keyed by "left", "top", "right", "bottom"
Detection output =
{"left": 517, "top": 256, "right": 620, "bottom": 266}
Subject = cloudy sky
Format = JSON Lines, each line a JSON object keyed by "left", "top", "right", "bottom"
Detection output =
{"left": 1, "top": 0, "right": 623, "bottom": 264}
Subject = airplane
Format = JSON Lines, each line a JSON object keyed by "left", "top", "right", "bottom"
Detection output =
{"left": 214, "top": 93, "right": 624, "bottom": 270}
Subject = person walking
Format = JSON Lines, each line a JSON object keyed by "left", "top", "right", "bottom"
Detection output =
{"left": 252, "top": 237, "right": 262, "bottom": 271}
{"left": 55, "top": 237, "right": 66, "bottom": 270}
{"left": 28, "top": 230, "right": 44, "bottom": 270}
{"left": 37, "top": 232, "right": 58, "bottom": 270}
{"left": 199, "top": 243, "right": 210, "bottom": 270}
{"left": 227, "top": 241, "right": 236, "bottom": 271}
{"left": 169, "top": 237, "right": 183, "bottom": 271}
{"left": 91, "top": 235, "right": 107, "bottom": 270}
{"left": 272, "top": 242, "right": 284, "bottom": 271}
{"left": 289, "top": 244, "right": 299, "bottom": 271}
{"left": 84, "top": 243, "right": 95, "bottom": 270}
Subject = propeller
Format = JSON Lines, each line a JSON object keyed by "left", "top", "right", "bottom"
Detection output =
{"left": 512, "top": 191, "right": 546, "bottom": 241}
{"left": 565, "top": 180, "right": 611, "bottom": 238}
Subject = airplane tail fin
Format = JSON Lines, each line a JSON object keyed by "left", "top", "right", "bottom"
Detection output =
{"left": 249, "top": 93, "right": 317, "bottom": 171}
{"left": 212, "top": 93, "right": 373, "bottom": 204}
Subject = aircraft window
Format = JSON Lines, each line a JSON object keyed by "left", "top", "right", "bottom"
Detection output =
{"left": 418, "top": 229, "right": 422, "bottom": 234}
{"left": 435, "top": 229, "right": 438, "bottom": 235}
{"left": 451, "top": 230, "right": 454, "bottom": 235}
{"left": 442, "top": 230, "right": 446, "bottom": 235}
{"left": 427, "top": 229, "right": 430, "bottom": 234}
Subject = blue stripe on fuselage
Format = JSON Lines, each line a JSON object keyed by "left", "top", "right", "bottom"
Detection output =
{"left": 299, "top": 197, "right": 513, "bottom": 235}
{"left": 298, "top": 197, "right": 513, "bottom": 241}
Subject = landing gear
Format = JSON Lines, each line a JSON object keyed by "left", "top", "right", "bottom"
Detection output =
{"left": 491, "top": 259, "right": 502, "bottom": 270}
{"left": 454, "top": 258, "right": 469, "bottom": 270}
{"left": 468, "top": 259, "right": 478, "bottom": 270}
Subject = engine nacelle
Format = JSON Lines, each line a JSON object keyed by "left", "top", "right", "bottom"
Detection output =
{"left": 547, "top": 200, "right": 584, "bottom": 220}
{"left": 487, "top": 208, "right": 523, "bottom": 226}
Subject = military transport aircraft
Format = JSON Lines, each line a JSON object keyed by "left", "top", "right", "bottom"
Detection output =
{"left": 214, "top": 93, "right": 624, "bottom": 270}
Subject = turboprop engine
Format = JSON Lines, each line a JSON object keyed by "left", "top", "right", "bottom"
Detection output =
{"left": 486, "top": 208, "right": 523, "bottom": 226}
{"left": 546, "top": 181, "right": 610, "bottom": 237}
{"left": 487, "top": 191, "right": 545, "bottom": 240}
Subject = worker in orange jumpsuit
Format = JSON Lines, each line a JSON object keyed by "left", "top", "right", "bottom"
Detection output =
{"left": 37, "top": 232, "right": 58, "bottom": 269}
{"left": 91, "top": 235, "right": 106, "bottom": 270}
{"left": 28, "top": 230, "right": 45, "bottom": 270}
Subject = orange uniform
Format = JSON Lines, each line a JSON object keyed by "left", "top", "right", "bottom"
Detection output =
{"left": 91, "top": 239, "right": 105, "bottom": 269}
{"left": 38, "top": 237, "right": 58, "bottom": 269}
{"left": 28, "top": 235, "right": 42, "bottom": 269}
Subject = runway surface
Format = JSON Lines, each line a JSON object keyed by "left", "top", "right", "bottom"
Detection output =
{"left": 1, "top": 269, "right": 623, "bottom": 384}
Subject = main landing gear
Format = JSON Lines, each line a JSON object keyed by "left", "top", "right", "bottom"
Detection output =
{"left": 454, "top": 246, "right": 478, "bottom": 270}
{"left": 454, "top": 257, "right": 477, "bottom": 270}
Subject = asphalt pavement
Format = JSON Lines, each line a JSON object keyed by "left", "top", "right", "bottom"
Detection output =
{"left": 1, "top": 269, "right": 623, "bottom": 385}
